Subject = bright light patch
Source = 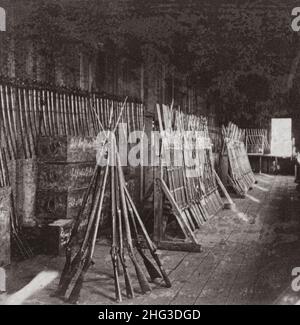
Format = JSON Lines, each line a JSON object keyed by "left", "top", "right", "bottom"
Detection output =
{"left": 0, "top": 7, "right": 6, "bottom": 32}
{"left": 258, "top": 179, "right": 271, "bottom": 185}
{"left": 271, "top": 118, "right": 292, "bottom": 157}
{"left": 4, "top": 270, "right": 58, "bottom": 305}
{"left": 253, "top": 184, "right": 269, "bottom": 192}
{"left": 260, "top": 173, "right": 274, "bottom": 179}
{"left": 245, "top": 194, "right": 260, "bottom": 203}
{"left": 236, "top": 212, "right": 249, "bottom": 222}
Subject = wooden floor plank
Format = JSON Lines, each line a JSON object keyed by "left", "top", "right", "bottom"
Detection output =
{"left": 170, "top": 244, "right": 231, "bottom": 305}
{"left": 4, "top": 174, "right": 300, "bottom": 305}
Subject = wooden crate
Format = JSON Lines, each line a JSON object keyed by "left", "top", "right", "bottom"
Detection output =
{"left": 37, "top": 162, "right": 95, "bottom": 191}
{"left": 35, "top": 187, "right": 93, "bottom": 224}
{"left": 37, "top": 136, "right": 97, "bottom": 163}
{"left": 35, "top": 136, "right": 96, "bottom": 225}
{"left": 42, "top": 219, "right": 74, "bottom": 256}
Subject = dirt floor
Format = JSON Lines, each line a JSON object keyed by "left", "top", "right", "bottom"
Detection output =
{"left": 1, "top": 174, "right": 300, "bottom": 305}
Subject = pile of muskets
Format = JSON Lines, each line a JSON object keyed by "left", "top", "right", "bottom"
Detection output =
{"left": 222, "top": 122, "right": 256, "bottom": 197}
{"left": 157, "top": 104, "right": 224, "bottom": 244}
{"left": 55, "top": 101, "right": 171, "bottom": 304}
{"left": 0, "top": 76, "right": 144, "bottom": 160}
{"left": 245, "top": 128, "right": 269, "bottom": 154}
{"left": 0, "top": 76, "right": 144, "bottom": 260}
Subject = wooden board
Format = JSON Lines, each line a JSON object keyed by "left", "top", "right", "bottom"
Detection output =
{"left": 0, "top": 187, "right": 11, "bottom": 266}
{"left": 8, "top": 159, "right": 37, "bottom": 227}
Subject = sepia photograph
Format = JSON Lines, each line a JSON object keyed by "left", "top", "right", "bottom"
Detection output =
{"left": 0, "top": 0, "right": 300, "bottom": 311}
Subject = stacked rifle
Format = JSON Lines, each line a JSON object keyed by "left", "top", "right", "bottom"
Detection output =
{"left": 208, "top": 125, "right": 223, "bottom": 154}
{"left": 0, "top": 75, "right": 146, "bottom": 264}
{"left": 245, "top": 128, "right": 269, "bottom": 154}
{"left": 0, "top": 76, "right": 144, "bottom": 160}
{"left": 56, "top": 103, "right": 170, "bottom": 304}
{"left": 0, "top": 148, "right": 9, "bottom": 189}
{"left": 222, "top": 122, "right": 256, "bottom": 197}
{"left": 157, "top": 104, "right": 224, "bottom": 246}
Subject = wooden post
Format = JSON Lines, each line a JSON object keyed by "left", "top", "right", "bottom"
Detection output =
{"left": 259, "top": 155, "right": 262, "bottom": 174}
{"left": 0, "top": 267, "right": 5, "bottom": 292}
{"left": 79, "top": 52, "right": 86, "bottom": 90}
{"left": 88, "top": 56, "right": 96, "bottom": 92}
{"left": 55, "top": 57, "right": 65, "bottom": 86}
{"left": 26, "top": 40, "right": 34, "bottom": 78}
{"left": 0, "top": 187, "right": 11, "bottom": 274}
{"left": 8, "top": 38, "right": 15, "bottom": 78}
{"left": 144, "top": 60, "right": 161, "bottom": 243}
{"left": 140, "top": 64, "right": 144, "bottom": 102}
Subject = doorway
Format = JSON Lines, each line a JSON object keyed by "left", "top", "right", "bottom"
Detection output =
{"left": 271, "top": 118, "right": 293, "bottom": 158}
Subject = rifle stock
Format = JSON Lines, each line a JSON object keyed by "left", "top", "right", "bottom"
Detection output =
{"left": 111, "top": 164, "right": 122, "bottom": 302}
{"left": 115, "top": 163, "right": 134, "bottom": 299}
{"left": 117, "top": 153, "right": 151, "bottom": 294}
{"left": 126, "top": 196, "right": 161, "bottom": 282}
{"left": 67, "top": 163, "right": 109, "bottom": 303}
{"left": 123, "top": 183, "right": 172, "bottom": 288}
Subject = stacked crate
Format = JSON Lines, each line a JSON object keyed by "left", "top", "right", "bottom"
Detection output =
{"left": 35, "top": 136, "right": 97, "bottom": 254}
{"left": 36, "top": 136, "right": 97, "bottom": 224}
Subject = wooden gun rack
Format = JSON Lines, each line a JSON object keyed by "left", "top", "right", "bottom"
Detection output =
{"left": 151, "top": 104, "right": 225, "bottom": 252}
{"left": 220, "top": 122, "right": 256, "bottom": 197}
